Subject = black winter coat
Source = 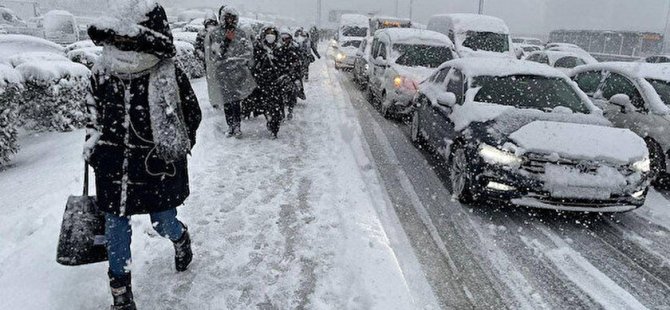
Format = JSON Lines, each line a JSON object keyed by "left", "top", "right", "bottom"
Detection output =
{"left": 252, "top": 40, "right": 282, "bottom": 88}
{"left": 276, "top": 43, "right": 304, "bottom": 81}
{"left": 87, "top": 65, "right": 201, "bottom": 216}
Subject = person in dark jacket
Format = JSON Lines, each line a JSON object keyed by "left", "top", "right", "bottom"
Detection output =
{"left": 194, "top": 16, "right": 218, "bottom": 66}
{"left": 252, "top": 26, "right": 283, "bottom": 138}
{"left": 309, "top": 26, "right": 320, "bottom": 43}
{"left": 276, "top": 28, "right": 304, "bottom": 120}
{"left": 85, "top": 3, "right": 201, "bottom": 309}
{"left": 295, "top": 28, "right": 320, "bottom": 81}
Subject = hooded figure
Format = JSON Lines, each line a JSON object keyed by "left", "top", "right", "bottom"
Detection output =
{"left": 86, "top": 2, "right": 201, "bottom": 309}
{"left": 205, "top": 5, "right": 256, "bottom": 137}
{"left": 276, "top": 28, "right": 304, "bottom": 120}
{"left": 295, "top": 27, "right": 320, "bottom": 80}
{"left": 252, "top": 26, "right": 284, "bottom": 138}
{"left": 195, "top": 15, "right": 218, "bottom": 63}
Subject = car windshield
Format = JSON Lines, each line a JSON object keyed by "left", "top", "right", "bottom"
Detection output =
{"left": 393, "top": 44, "right": 453, "bottom": 68}
{"left": 341, "top": 40, "right": 361, "bottom": 48}
{"left": 462, "top": 31, "right": 510, "bottom": 53}
{"left": 341, "top": 26, "right": 367, "bottom": 37}
{"left": 473, "top": 75, "right": 590, "bottom": 114}
{"left": 647, "top": 78, "right": 670, "bottom": 105}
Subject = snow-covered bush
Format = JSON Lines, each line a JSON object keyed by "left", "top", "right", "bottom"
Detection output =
{"left": 175, "top": 41, "right": 204, "bottom": 79}
{"left": 67, "top": 47, "right": 102, "bottom": 69}
{"left": 0, "top": 64, "right": 23, "bottom": 165}
{"left": 173, "top": 31, "right": 198, "bottom": 45}
{"left": 15, "top": 61, "right": 91, "bottom": 132}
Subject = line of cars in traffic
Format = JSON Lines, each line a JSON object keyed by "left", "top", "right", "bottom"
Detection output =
{"left": 332, "top": 13, "right": 670, "bottom": 213}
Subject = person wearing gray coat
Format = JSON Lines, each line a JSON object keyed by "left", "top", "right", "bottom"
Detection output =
{"left": 205, "top": 6, "right": 256, "bottom": 137}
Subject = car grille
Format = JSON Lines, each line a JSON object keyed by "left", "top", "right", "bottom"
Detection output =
{"left": 521, "top": 153, "right": 601, "bottom": 174}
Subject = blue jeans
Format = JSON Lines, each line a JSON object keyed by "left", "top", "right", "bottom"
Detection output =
{"left": 106, "top": 208, "right": 185, "bottom": 277}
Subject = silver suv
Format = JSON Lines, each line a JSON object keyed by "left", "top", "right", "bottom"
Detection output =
{"left": 571, "top": 62, "right": 670, "bottom": 184}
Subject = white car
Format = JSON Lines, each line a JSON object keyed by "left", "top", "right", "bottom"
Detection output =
{"left": 367, "top": 28, "right": 456, "bottom": 118}
{"left": 427, "top": 13, "right": 515, "bottom": 58}
{"left": 334, "top": 38, "right": 363, "bottom": 70}
{"left": 571, "top": 62, "right": 670, "bottom": 184}
{"left": 43, "top": 10, "right": 80, "bottom": 45}
{"left": 512, "top": 37, "right": 543, "bottom": 46}
{"left": 545, "top": 42, "right": 598, "bottom": 64}
{"left": 525, "top": 50, "right": 596, "bottom": 74}
{"left": 0, "top": 34, "right": 64, "bottom": 60}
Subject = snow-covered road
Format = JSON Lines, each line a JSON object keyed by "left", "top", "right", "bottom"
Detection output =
{"left": 0, "top": 58, "right": 438, "bottom": 309}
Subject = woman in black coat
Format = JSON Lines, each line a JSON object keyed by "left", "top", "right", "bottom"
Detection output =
{"left": 252, "top": 26, "right": 284, "bottom": 138}
{"left": 85, "top": 3, "right": 201, "bottom": 309}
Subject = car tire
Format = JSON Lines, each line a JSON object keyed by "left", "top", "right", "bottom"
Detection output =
{"left": 449, "top": 144, "right": 481, "bottom": 204}
{"left": 410, "top": 109, "right": 425, "bottom": 146}
{"left": 647, "top": 138, "right": 668, "bottom": 188}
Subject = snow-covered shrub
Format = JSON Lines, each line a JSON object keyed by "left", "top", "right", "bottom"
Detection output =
{"left": 0, "top": 64, "right": 23, "bottom": 165}
{"left": 8, "top": 52, "right": 70, "bottom": 67}
{"left": 64, "top": 40, "right": 95, "bottom": 53}
{"left": 175, "top": 41, "right": 204, "bottom": 79}
{"left": 15, "top": 61, "right": 91, "bottom": 132}
{"left": 173, "top": 31, "right": 198, "bottom": 45}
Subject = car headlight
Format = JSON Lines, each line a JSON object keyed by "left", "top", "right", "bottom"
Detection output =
{"left": 479, "top": 144, "right": 522, "bottom": 166}
{"left": 631, "top": 157, "right": 651, "bottom": 173}
{"left": 336, "top": 53, "right": 346, "bottom": 61}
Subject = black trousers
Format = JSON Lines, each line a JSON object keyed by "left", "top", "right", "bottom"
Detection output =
{"left": 223, "top": 100, "right": 242, "bottom": 130}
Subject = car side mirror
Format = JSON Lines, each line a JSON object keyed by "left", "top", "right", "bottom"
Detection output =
{"left": 436, "top": 92, "right": 457, "bottom": 107}
{"left": 610, "top": 94, "right": 634, "bottom": 113}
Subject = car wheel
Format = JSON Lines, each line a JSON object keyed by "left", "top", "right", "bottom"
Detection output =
{"left": 450, "top": 145, "right": 480, "bottom": 204}
{"left": 380, "top": 93, "right": 392, "bottom": 119}
{"left": 647, "top": 138, "right": 668, "bottom": 188}
{"left": 410, "top": 109, "right": 425, "bottom": 145}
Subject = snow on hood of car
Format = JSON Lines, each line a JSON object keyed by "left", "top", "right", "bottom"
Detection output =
{"left": 509, "top": 121, "right": 647, "bottom": 164}
{"left": 394, "top": 66, "right": 436, "bottom": 84}
{"left": 489, "top": 107, "right": 610, "bottom": 135}
{"left": 0, "top": 35, "right": 64, "bottom": 60}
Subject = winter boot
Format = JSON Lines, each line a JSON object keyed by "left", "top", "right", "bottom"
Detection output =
{"left": 109, "top": 273, "right": 136, "bottom": 310}
{"left": 173, "top": 225, "right": 193, "bottom": 272}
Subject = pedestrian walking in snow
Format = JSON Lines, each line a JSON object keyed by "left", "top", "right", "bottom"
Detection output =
{"left": 205, "top": 6, "right": 256, "bottom": 138}
{"left": 309, "top": 26, "right": 320, "bottom": 43}
{"left": 194, "top": 15, "right": 218, "bottom": 68}
{"left": 276, "top": 28, "right": 304, "bottom": 121}
{"left": 252, "top": 26, "right": 284, "bottom": 138}
{"left": 85, "top": 2, "right": 202, "bottom": 309}
{"left": 295, "top": 28, "right": 320, "bottom": 81}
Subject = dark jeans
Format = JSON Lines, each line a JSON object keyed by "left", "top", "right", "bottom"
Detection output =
{"left": 106, "top": 208, "right": 184, "bottom": 277}
{"left": 224, "top": 100, "right": 242, "bottom": 131}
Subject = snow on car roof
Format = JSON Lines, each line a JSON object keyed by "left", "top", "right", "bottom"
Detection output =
{"left": 44, "top": 10, "right": 74, "bottom": 17}
{"left": 433, "top": 13, "right": 509, "bottom": 34}
{"left": 15, "top": 61, "right": 90, "bottom": 81}
{"left": 340, "top": 14, "right": 369, "bottom": 27}
{"left": 530, "top": 51, "right": 596, "bottom": 65}
{"left": 371, "top": 16, "right": 411, "bottom": 22}
{"left": 0, "top": 34, "right": 64, "bottom": 60}
{"left": 0, "top": 63, "right": 22, "bottom": 87}
{"left": 377, "top": 28, "right": 453, "bottom": 46}
{"left": 440, "top": 57, "right": 567, "bottom": 79}
{"left": 573, "top": 62, "right": 670, "bottom": 81}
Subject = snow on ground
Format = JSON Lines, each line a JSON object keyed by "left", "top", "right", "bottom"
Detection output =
{"left": 0, "top": 58, "right": 431, "bottom": 309}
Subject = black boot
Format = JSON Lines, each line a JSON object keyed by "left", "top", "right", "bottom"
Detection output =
{"left": 173, "top": 224, "right": 192, "bottom": 272}
{"left": 109, "top": 273, "right": 136, "bottom": 310}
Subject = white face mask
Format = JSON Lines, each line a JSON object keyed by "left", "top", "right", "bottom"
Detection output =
{"left": 265, "top": 34, "right": 276, "bottom": 44}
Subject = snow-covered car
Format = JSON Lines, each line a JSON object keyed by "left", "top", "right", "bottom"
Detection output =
{"left": 368, "top": 28, "right": 455, "bottom": 118}
{"left": 512, "top": 36, "right": 543, "bottom": 46}
{"left": 513, "top": 43, "right": 542, "bottom": 59}
{"left": 352, "top": 37, "right": 373, "bottom": 88}
{"left": 427, "top": 13, "right": 515, "bottom": 58}
{"left": 570, "top": 62, "right": 670, "bottom": 184}
{"left": 338, "top": 14, "right": 369, "bottom": 41}
{"left": 334, "top": 38, "right": 363, "bottom": 70}
{"left": 411, "top": 58, "right": 651, "bottom": 212}
{"left": 0, "top": 34, "right": 64, "bottom": 60}
{"left": 525, "top": 50, "right": 595, "bottom": 74}
{"left": 43, "top": 10, "right": 79, "bottom": 45}
{"left": 545, "top": 42, "right": 598, "bottom": 64}
{"left": 642, "top": 55, "right": 670, "bottom": 63}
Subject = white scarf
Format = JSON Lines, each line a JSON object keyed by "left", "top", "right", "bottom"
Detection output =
{"left": 97, "top": 46, "right": 191, "bottom": 163}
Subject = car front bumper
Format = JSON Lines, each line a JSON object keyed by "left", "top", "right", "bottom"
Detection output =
{"left": 476, "top": 163, "right": 648, "bottom": 212}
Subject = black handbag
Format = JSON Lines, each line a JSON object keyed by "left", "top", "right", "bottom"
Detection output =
{"left": 56, "top": 161, "right": 108, "bottom": 266}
